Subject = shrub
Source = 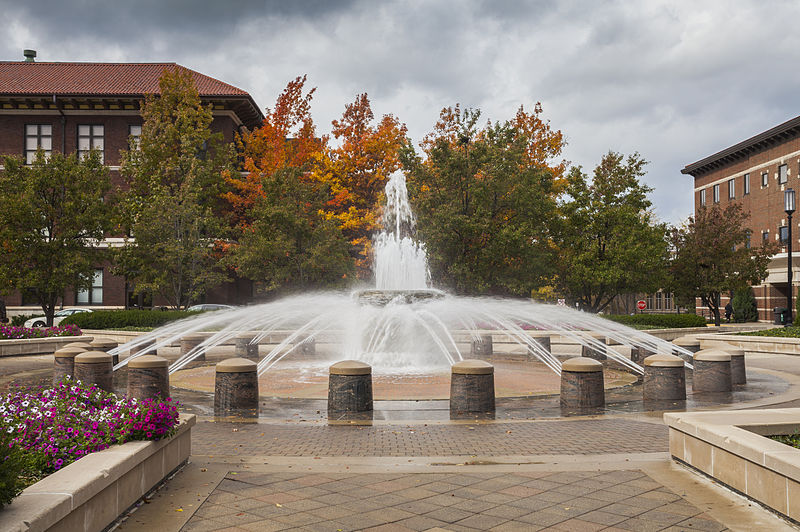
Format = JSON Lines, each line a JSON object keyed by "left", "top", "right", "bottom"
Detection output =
{"left": 732, "top": 288, "right": 758, "bottom": 322}
{"left": 603, "top": 313, "right": 707, "bottom": 329}
{"left": 0, "top": 429, "right": 28, "bottom": 509}
{"left": 10, "top": 314, "right": 35, "bottom": 327}
{"left": 62, "top": 309, "right": 201, "bottom": 330}
{"left": 0, "top": 324, "right": 82, "bottom": 340}
{"left": 739, "top": 327, "right": 800, "bottom": 338}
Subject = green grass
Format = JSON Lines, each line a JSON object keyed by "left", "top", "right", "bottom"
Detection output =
{"left": 738, "top": 327, "right": 800, "bottom": 338}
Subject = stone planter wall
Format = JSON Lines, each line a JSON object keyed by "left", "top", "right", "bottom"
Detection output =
{"left": 664, "top": 409, "right": 800, "bottom": 522}
{"left": 0, "top": 414, "right": 195, "bottom": 532}
{"left": 0, "top": 336, "right": 94, "bottom": 358}
{"left": 696, "top": 333, "right": 800, "bottom": 356}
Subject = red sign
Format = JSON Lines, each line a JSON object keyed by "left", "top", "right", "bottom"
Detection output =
{"left": 637, "top": 300, "right": 647, "bottom": 311}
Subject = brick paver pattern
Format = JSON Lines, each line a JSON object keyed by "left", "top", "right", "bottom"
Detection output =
{"left": 193, "top": 419, "right": 668, "bottom": 457}
{"left": 181, "top": 470, "right": 727, "bottom": 532}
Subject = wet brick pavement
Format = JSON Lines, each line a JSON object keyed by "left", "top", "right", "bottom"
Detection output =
{"left": 192, "top": 418, "right": 669, "bottom": 457}
{"left": 180, "top": 470, "right": 727, "bottom": 532}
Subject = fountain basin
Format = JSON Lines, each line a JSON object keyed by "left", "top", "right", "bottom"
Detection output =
{"left": 353, "top": 289, "right": 446, "bottom": 306}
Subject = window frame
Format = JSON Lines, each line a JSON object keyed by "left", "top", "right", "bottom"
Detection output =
{"left": 744, "top": 173, "right": 750, "bottom": 195}
{"left": 780, "top": 225, "right": 790, "bottom": 244}
{"left": 24, "top": 123, "right": 53, "bottom": 164}
{"left": 713, "top": 184, "right": 720, "bottom": 203}
{"left": 762, "top": 172, "right": 769, "bottom": 187}
{"left": 779, "top": 164, "right": 788, "bottom": 184}
{"left": 699, "top": 189, "right": 706, "bottom": 206}
{"left": 77, "top": 124, "right": 105, "bottom": 163}
{"left": 128, "top": 124, "right": 142, "bottom": 150}
{"left": 76, "top": 269, "right": 103, "bottom": 305}
{"left": 728, "top": 178, "right": 735, "bottom": 199}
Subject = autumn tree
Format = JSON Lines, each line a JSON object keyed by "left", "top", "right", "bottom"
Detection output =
{"left": 116, "top": 68, "right": 235, "bottom": 309}
{"left": 0, "top": 151, "right": 111, "bottom": 325}
{"left": 669, "top": 203, "right": 775, "bottom": 326}
{"left": 315, "top": 94, "right": 408, "bottom": 277}
{"left": 403, "top": 104, "right": 565, "bottom": 296}
{"left": 225, "top": 76, "right": 353, "bottom": 294}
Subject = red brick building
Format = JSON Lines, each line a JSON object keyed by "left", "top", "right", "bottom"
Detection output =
{"left": 0, "top": 56, "right": 263, "bottom": 314}
{"left": 682, "top": 115, "right": 800, "bottom": 321}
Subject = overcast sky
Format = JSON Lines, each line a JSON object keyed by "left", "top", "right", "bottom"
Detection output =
{"left": 3, "top": 0, "right": 798, "bottom": 224}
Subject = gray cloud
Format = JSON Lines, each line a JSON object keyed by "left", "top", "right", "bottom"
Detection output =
{"left": 3, "top": 0, "right": 799, "bottom": 224}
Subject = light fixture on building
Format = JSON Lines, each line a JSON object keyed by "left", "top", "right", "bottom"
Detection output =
{"left": 785, "top": 188, "right": 795, "bottom": 326}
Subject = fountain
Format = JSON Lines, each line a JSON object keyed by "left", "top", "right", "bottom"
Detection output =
{"left": 110, "top": 171, "right": 698, "bottom": 406}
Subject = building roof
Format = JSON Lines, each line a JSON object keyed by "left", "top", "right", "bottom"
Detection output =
{"left": 0, "top": 61, "right": 263, "bottom": 128}
{"left": 682, "top": 114, "right": 800, "bottom": 177}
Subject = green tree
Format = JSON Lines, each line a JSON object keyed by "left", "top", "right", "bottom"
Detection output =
{"left": 0, "top": 151, "right": 111, "bottom": 325}
{"left": 669, "top": 204, "right": 775, "bottom": 326}
{"left": 403, "top": 105, "right": 564, "bottom": 296}
{"left": 557, "top": 152, "right": 669, "bottom": 312}
{"left": 116, "top": 68, "right": 235, "bottom": 309}
{"left": 732, "top": 287, "right": 758, "bottom": 322}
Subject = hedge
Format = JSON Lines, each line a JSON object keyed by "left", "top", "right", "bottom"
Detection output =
{"left": 61, "top": 309, "right": 200, "bottom": 330}
{"left": 603, "top": 313, "right": 707, "bottom": 329}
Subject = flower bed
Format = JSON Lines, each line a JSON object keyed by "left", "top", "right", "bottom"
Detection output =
{"left": 0, "top": 323, "right": 82, "bottom": 340}
{"left": 0, "top": 378, "right": 179, "bottom": 507}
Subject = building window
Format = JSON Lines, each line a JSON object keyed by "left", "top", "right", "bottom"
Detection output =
{"left": 762, "top": 172, "right": 769, "bottom": 187}
{"left": 664, "top": 292, "right": 673, "bottom": 310}
{"left": 77, "top": 125, "right": 104, "bottom": 163}
{"left": 745, "top": 232, "right": 751, "bottom": 249}
{"left": 76, "top": 269, "right": 103, "bottom": 305}
{"left": 699, "top": 189, "right": 706, "bottom": 206}
{"left": 763, "top": 230, "right": 770, "bottom": 243}
{"left": 780, "top": 225, "right": 790, "bottom": 244}
{"left": 655, "top": 292, "right": 662, "bottom": 310}
{"left": 779, "top": 164, "right": 788, "bottom": 184}
{"left": 728, "top": 179, "right": 735, "bottom": 199}
{"left": 646, "top": 294, "right": 653, "bottom": 309}
{"left": 713, "top": 184, "right": 720, "bottom": 203}
{"left": 744, "top": 173, "right": 750, "bottom": 195}
{"left": 129, "top": 125, "right": 142, "bottom": 150}
{"left": 24, "top": 124, "right": 52, "bottom": 164}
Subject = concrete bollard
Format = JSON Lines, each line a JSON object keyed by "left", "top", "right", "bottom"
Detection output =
{"left": 673, "top": 335, "right": 701, "bottom": 354}
{"left": 528, "top": 335, "right": 551, "bottom": 356}
{"left": 127, "top": 355, "right": 170, "bottom": 401}
{"left": 560, "top": 357, "right": 605, "bottom": 409}
{"left": 470, "top": 335, "right": 493, "bottom": 357}
{"left": 727, "top": 348, "right": 747, "bottom": 385}
{"left": 234, "top": 335, "right": 259, "bottom": 360}
{"left": 581, "top": 343, "right": 607, "bottom": 361}
{"left": 130, "top": 339, "right": 156, "bottom": 356}
{"left": 693, "top": 350, "right": 732, "bottom": 393}
{"left": 90, "top": 337, "right": 119, "bottom": 365}
{"left": 74, "top": 351, "right": 114, "bottom": 393}
{"left": 62, "top": 341, "right": 93, "bottom": 351}
{"left": 214, "top": 358, "right": 259, "bottom": 418}
{"left": 643, "top": 354, "right": 686, "bottom": 401}
{"left": 180, "top": 334, "right": 206, "bottom": 362}
{"left": 450, "top": 359, "right": 495, "bottom": 417}
{"left": 328, "top": 360, "right": 373, "bottom": 415}
{"left": 630, "top": 346, "right": 656, "bottom": 365}
{"left": 53, "top": 346, "right": 87, "bottom": 385}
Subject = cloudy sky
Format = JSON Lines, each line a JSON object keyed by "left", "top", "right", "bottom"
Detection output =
{"left": 3, "top": 0, "right": 798, "bottom": 223}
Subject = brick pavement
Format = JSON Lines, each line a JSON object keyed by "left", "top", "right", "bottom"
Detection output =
{"left": 180, "top": 470, "right": 727, "bottom": 532}
{"left": 192, "top": 419, "right": 668, "bottom": 457}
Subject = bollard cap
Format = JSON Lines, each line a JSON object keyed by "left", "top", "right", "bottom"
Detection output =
{"left": 452, "top": 359, "right": 494, "bottom": 375}
{"left": 673, "top": 335, "right": 700, "bottom": 347}
{"left": 54, "top": 346, "right": 87, "bottom": 358}
{"left": 181, "top": 333, "right": 207, "bottom": 341}
{"left": 128, "top": 354, "right": 169, "bottom": 369}
{"left": 216, "top": 357, "right": 258, "bottom": 373}
{"left": 330, "top": 360, "right": 371, "bottom": 375}
{"left": 562, "top": 357, "right": 603, "bottom": 372}
{"left": 725, "top": 348, "right": 745, "bottom": 358}
{"left": 74, "top": 351, "right": 113, "bottom": 364}
{"left": 694, "top": 349, "right": 731, "bottom": 362}
{"left": 236, "top": 333, "right": 257, "bottom": 340}
{"left": 61, "top": 342, "right": 93, "bottom": 350}
{"left": 643, "top": 353, "right": 685, "bottom": 367}
{"left": 89, "top": 337, "right": 118, "bottom": 349}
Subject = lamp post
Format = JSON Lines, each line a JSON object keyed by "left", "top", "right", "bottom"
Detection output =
{"left": 785, "top": 188, "right": 796, "bottom": 327}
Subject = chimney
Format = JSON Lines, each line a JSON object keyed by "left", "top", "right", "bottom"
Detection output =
{"left": 23, "top": 49, "right": 36, "bottom": 62}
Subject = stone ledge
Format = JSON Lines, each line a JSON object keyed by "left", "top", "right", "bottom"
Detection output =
{"left": 0, "top": 336, "right": 94, "bottom": 357}
{"left": 696, "top": 332, "right": 800, "bottom": 356}
{"left": 665, "top": 408, "right": 800, "bottom": 521}
{"left": 0, "top": 413, "right": 195, "bottom": 532}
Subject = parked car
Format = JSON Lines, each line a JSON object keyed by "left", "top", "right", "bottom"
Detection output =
{"left": 186, "top": 304, "right": 235, "bottom": 312}
{"left": 24, "top": 308, "right": 93, "bottom": 328}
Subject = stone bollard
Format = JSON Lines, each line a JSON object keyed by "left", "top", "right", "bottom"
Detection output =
{"left": 693, "top": 350, "right": 732, "bottom": 393}
{"left": 90, "top": 336, "right": 119, "bottom": 365}
{"left": 53, "top": 346, "right": 87, "bottom": 385}
{"left": 673, "top": 335, "right": 701, "bottom": 354}
{"left": 560, "top": 357, "right": 605, "bottom": 409}
{"left": 214, "top": 358, "right": 259, "bottom": 418}
{"left": 528, "top": 335, "right": 551, "bottom": 356}
{"left": 727, "top": 348, "right": 747, "bottom": 385}
{"left": 328, "top": 360, "right": 373, "bottom": 415}
{"left": 470, "top": 335, "right": 493, "bottom": 357}
{"left": 642, "top": 354, "right": 686, "bottom": 401}
{"left": 74, "top": 351, "right": 114, "bottom": 393}
{"left": 581, "top": 343, "right": 607, "bottom": 361}
{"left": 296, "top": 336, "right": 316, "bottom": 356}
{"left": 62, "top": 341, "right": 93, "bottom": 351}
{"left": 180, "top": 334, "right": 206, "bottom": 362}
{"left": 130, "top": 340, "right": 156, "bottom": 356}
{"left": 235, "top": 335, "right": 259, "bottom": 360}
{"left": 450, "top": 360, "right": 495, "bottom": 417}
{"left": 127, "top": 355, "right": 170, "bottom": 401}
{"left": 630, "top": 346, "right": 656, "bottom": 365}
